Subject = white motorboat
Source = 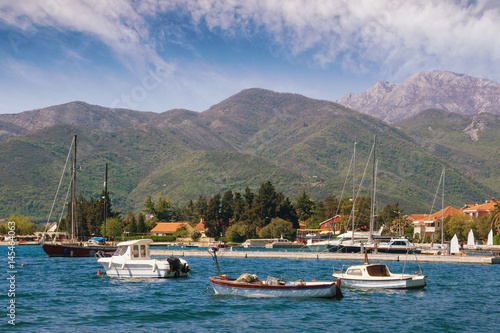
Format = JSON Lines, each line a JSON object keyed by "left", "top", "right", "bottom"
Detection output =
{"left": 332, "top": 253, "right": 426, "bottom": 289}
{"left": 307, "top": 227, "right": 384, "bottom": 253}
{"left": 266, "top": 237, "right": 306, "bottom": 249}
{"left": 370, "top": 238, "right": 421, "bottom": 254}
{"left": 97, "top": 239, "right": 191, "bottom": 278}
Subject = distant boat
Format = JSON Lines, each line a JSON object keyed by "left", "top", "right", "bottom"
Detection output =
{"left": 97, "top": 239, "right": 190, "bottom": 278}
{"left": 467, "top": 229, "right": 475, "bottom": 246}
{"left": 487, "top": 229, "right": 493, "bottom": 246}
{"left": 266, "top": 236, "right": 306, "bottom": 249}
{"left": 241, "top": 239, "right": 269, "bottom": 248}
{"left": 41, "top": 135, "right": 116, "bottom": 257}
{"left": 332, "top": 252, "right": 426, "bottom": 289}
{"left": 449, "top": 234, "right": 460, "bottom": 254}
{"left": 370, "top": 238, "right": 421, "bottom": 254}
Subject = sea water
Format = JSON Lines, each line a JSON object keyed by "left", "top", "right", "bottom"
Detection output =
{"left": 1, "top": 245, "right": 499, "bottom": 332}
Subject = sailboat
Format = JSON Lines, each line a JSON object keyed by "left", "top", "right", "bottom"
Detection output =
{"left": 41, "top": 135, "right": 117, "bottom": 257}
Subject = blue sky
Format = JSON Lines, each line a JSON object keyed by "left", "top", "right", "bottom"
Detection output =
{"left": 1, "top": 0, "right": 499, "bottom": 114}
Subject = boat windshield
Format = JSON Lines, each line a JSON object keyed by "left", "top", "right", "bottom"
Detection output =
{"left": 366, "top": 264, "right": 390, "bottom": 277}
{"left": 114, "top": 246, "right": 127, "bottom": 256}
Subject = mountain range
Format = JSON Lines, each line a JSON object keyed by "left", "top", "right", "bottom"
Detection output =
{"left": 337, "top": 70, "right": 500, "bottom": 123}
{"left": 0, "top": 71, "right": 498, "bottom": 223}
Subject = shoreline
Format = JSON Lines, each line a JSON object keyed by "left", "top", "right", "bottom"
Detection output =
{"left": 150, "top": 249, "right": 500, "bottom": 264}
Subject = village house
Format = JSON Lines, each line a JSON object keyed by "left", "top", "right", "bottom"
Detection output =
{"left": 149, "top": 222, "right": 193, "bottom": 236}
{"left": 409, "top": 206, "right": 462, "bottom": 240}
{"left": 462, "top": 198, "right": 497, "bottom": 218}
{"left": 319, "top": 215, "right": 342, "bottom": 233}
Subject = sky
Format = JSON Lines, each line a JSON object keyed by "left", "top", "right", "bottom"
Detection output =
{"left": 1, "top": 0, "right": 500, "bottom": 114}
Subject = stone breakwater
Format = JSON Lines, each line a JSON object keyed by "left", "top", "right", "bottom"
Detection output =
{"left": 150, "top": 249, "right": 500, "bottom": 264}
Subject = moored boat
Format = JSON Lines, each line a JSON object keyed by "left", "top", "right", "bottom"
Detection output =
{"left": 370, "top": 238, "right": 421, "bottom": 254}
{"left": 41, "top": 136, "right": 117, "bottom": 257}
{"left": 43, "top": 242, "right": 116, "bottom": 257}
{"left": 332, "top": 253, "right": 426, "bottom": 289}
{"left": 209, "top": 275, "right": 342, "bottom": 298}
{"left": 97, "top": 239, "right": 191, "bottom": 278}
{"left": 207, "top": 246, "right": 342, "bottom": 298}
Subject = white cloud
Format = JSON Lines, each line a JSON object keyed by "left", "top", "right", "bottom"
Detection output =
{"left": 2, "top": 0, "right": 499, "bottom": 81}
{"left": 163, "top": 0, "right": 500, "bottom": 80}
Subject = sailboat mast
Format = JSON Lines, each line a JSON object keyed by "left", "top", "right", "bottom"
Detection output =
{"left": 441, "top": 168, "right": 445, "bottom": 245}
{"left": 103, "top": 163, "right": 108, "bottom": 241}
{"left": 351, "top": 141, "right": 356, "bottom": 244}
{"left": 369, "top": 135, "right": 376, "bottom": 242}
{"left": 71, "top": 135, "right": 77, "bottom": 242}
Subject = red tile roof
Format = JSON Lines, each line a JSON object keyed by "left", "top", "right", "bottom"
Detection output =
{"left": 463, "top": 200, "right": 497, "bottom": 213}
{"left": 194, "top": 221, "right": 206, "bottom": 230}
{"left": 409, "top": 206, "right": 462, "bottom": 223}
{"left": 150, "top": 222, "right": 188, "bottom": 234}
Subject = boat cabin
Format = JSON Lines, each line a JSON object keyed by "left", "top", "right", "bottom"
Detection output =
{"left": 112, "top": 239, "right": 153, "bottom": 260}
{"left": 386, "top": 239, "right": 410, "bottom": 247}
{"left": 345, "top": 264, "right": 391, "bottom": 277}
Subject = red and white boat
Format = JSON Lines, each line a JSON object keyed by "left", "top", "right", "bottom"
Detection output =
{"left": 207, "top": 246, "right": 342, "bottom": 298}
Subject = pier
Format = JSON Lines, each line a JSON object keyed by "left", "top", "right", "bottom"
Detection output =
{"left": 150, "top": 249, "right": 500, "bottom": 264}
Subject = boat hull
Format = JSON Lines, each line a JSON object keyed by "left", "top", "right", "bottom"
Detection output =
{"left": 332, "top": 274, "right": 426, "bottom": 289}
{"left": 42, "top": 243, "right": 116, "bottom": 257}
{"left": 209, "top": 277, "right": 341, "bottom": 298}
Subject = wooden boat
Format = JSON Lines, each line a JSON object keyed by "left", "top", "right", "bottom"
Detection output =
{"left": 42, "top": 242, "right": 116, "bottom": 257}
{"left": 332, "top": 252, "right": 426, "bottom": 289}
{"left": 97, "top": 239, "right": 191, "bottom": 278}
{"left": 209, "top": 275, "right": 342, "bottom": 298}
{"left": 207, "top": 247, "right": 342, "bottom": 298}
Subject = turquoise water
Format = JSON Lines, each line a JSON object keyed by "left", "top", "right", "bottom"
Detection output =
{"left": 2, "top": 246, "right": 499, "bottom": 332}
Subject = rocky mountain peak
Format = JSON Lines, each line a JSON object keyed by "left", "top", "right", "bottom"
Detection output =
{"left": 336, "top": 70, "right": 500, "bottom": 123}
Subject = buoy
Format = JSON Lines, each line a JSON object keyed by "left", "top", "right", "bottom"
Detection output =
{"left": 21, "top": 263, "right": 24, "bottom": 267}
{"left": 97, "top": 270, "right": 101, "bottom": 275}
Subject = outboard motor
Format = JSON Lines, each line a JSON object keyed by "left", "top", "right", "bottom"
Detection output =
{"left": 167, "top": 257, "right": 183, "bottom": 275}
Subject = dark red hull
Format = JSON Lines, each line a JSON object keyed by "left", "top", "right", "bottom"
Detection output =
{"left": 42, "top": 243, "right": 116, "bottom": 257}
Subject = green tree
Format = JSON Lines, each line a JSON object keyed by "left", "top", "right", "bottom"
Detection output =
{"left": 323, "top": 195, "right": 340, "bottom": 219}
{"left": 203, "top": 193, "right": 222, "bottom": 238}
{"left": 143, "top": 196, "right": 155, "bottom": 215}
{"left": 156, "top": 197, "right": 173, "bottom": 221}
{"left": 225, "top": 221, "right": 251, "bottom": 242}
{"left": 445, "top": 214, "right": 476, "bottom": 241}
{"left": 376, "top": 203, "right": 403, "bottom": 234}
{"left": 233, "top": 192, "right": 245, "bottom": 222}
{"left": 221, "top": 190, "right": 234, "bottom": 232}
{"left": 124, "top": 211, "right": 137, "bottom": 235}
{"left": 100, "top": 217, "right": 124, "bottom": 239}
{"left": 191, "top": 230, "right": 201, "bottom": 241}
{"left": 276, "top": 192, "right": 299, "bottom": 228}
{"left": 252, "top": 181, "right": 278, "bottom": 228}
{"left": 137, "top": 213, "right": 148, "bottom": 234}
{"left": 490, "top": 203, "right": 500, "bottom": 232}
{"left": 5, "top": 215, "right": 36, "bottom": 235}
{"left": 295, "top": 190, "right": 315, "bottom": 221}
{"left": 258, "top": 218, "right": 295, "bottom": 239}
